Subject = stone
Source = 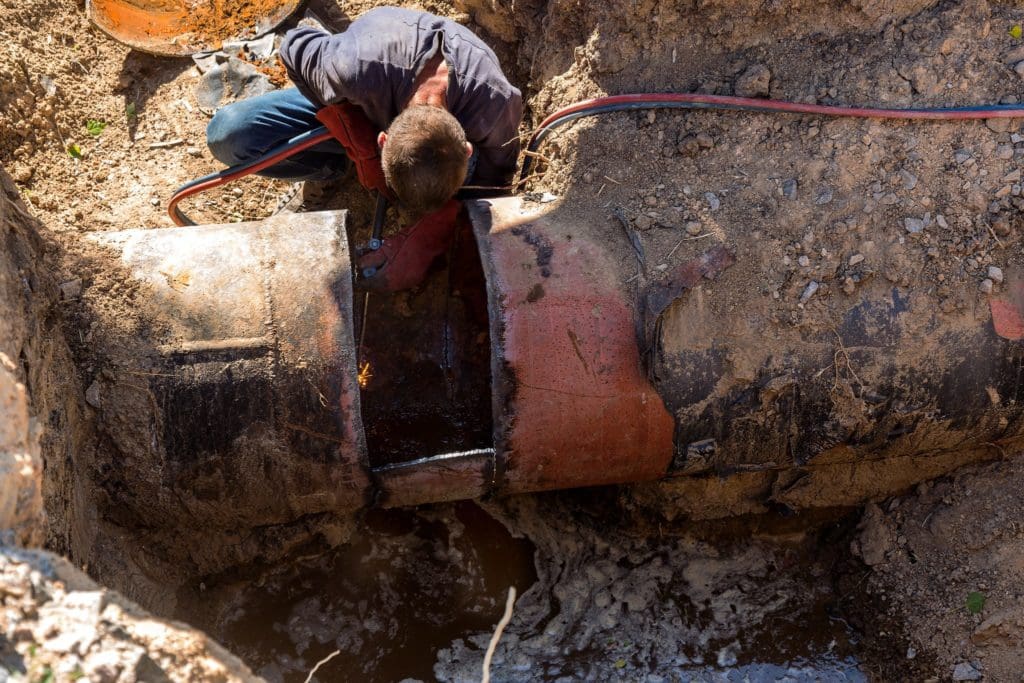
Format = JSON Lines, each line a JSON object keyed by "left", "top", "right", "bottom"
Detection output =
{"left": 782, "top": 178, "right": 798, "bottom": 199}
{"left": 936, "top": 214, "right": 948, "bottom": 229}
{"left": 905, "top": 217, "right": 925, "bottom": 234}
{"left": 85, "top": 381, "right": 101, "bottom": 409}
{"left": 704, "top": 192, "right": 720, "bottom": 211}
{"left": 951, "top": 662, "right": 982, "bottom": 681}
{"left": 799, "top": 281, "right": 819, "bottom": 304}
{"left": 899, "top": 169, "right": 918, "bottom": 190}
{"left": 677, "top": 135, "right": 700, "bottom": 155}
{"left": 1015, "top": 61, "right": 1024, "bottom": 79}
{"left": 684, "top": 221, "right": 702, "bottom": 236}
{"left": 695, "top": 133, "right": 714, "bottom": 149}
{"left": 842, "top": 277, "right": 856, "bottom": 295}
{"left": 997, "top": 144, "right": 1015, "bottom": 160}
{"left": 848, "top": 253, "right": 865, "bottom": 266}
{"left": 980, "top": 278, "right": 994, "bottom": 294}
{"left": 986, "top": 118, "right": 1014, "bottom": 133}
{"left": 59, "top": 279, "right": 82, "bottom": 299}
{"left": 954, "top": 149, "right": 972, "bottom": 164}
{"left": 988, "top": 266, "right": 1004, "bottom": 284}
{"left": 798, "top": 255, "right": 810, "bottom": 267}
{"left": 734, "top": 63, "right": 771, "bottom": 98}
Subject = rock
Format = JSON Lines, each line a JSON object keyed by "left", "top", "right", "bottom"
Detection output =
{"left": 11, "top": 164, "right": 33, "bottom": 184}
{"left": 633, "top": 214, "right": 653, "bottom": 231}
{"left": 798, "top": 255, "right": 810, "bottom": 267}
{"left": 936, "top": 214, "right": 949, "bottom": 229}
{"left": 695, "top": 133, "right": 714, "bottom": 149}
{"left": 855, "top": 502, "right": 891, "bottom": 566}
{"left": 842, "top": 277, "right": 856, "bottom": 295}
{"left": 1015, "top": 61, "right": 1024, "bottom": 79}
{"left": 849, "top": 253, "right": 865, "bottom": 266}
{"left": 1005, "top": 169, "right": 1022, "bottom": 183}
{"left": 677, "top": 134, "right": 700, "bottom": 155}
{"left": 85, "top": 381, "right": 101, "bottom": 409}
{"left": 986, "top": 118, "right": 1014, "bottom": 133}
{"left": 684, "top": 221, "right": 702, "bottom": 236}
{"left": 952, "top": 662, "right": 982, "bottom": 681}
{"left": 988, "top": 266, "right": 1004, "bottom": 284}
{"left": 972, "top": 607, "right": 1024, "bottom": 647}
{"left": 899, "top": 169, "right": 918, "bottom": 190}
{"left": 799, "top": 280, "right": 819, "bottom": 304}
{"left": 815, "top": 188, "right": 833, "bottom": 205}
{"left": 997, "top": 144, "right": 1015, "bottom": 160}
{"left": 782, "top": 178, "right": 798, "bottom": 199}
{"left": 954, "top": 149, "right": 972, "bottom": 164}
{"left": 704, "top": 192, "right": 720, "bottom": 211}
{"left": 59, "top": 279, "right": 82, "bottom": 299}
{"left": 85, "top": 651, "right": 124, "bottom": 683}
{"left": 980, "top": 278, "right": 994, "bottom": 294}
{"left": 644, "top": 195, "right": 658, "bottom": 207}
{"left": 734, "top": 63, "right": 771, "bottom": 98}
{"left": 905, "top": 217, "right": 925, "bottom": 234}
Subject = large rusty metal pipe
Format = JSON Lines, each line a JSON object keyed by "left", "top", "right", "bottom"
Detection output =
{"left": 86, "top": 198, "right": 1024, "bottom": 523}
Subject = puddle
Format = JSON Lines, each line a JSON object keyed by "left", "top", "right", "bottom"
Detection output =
{"left": 193, "top": 503, "right": 535, "bottom": 682}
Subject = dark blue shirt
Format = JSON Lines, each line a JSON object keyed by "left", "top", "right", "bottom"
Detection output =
{"left": 280, "top": 7, "right": 523, "bottom": 187}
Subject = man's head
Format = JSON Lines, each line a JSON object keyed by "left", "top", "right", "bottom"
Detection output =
{"left": 378, "top": 105, "right": 472, "bottom": 215}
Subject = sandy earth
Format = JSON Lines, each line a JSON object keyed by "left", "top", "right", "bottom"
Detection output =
{"left": 6, "top": 0, "right": 1024, "bottom": 680}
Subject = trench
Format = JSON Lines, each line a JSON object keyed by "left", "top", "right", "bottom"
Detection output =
{"left": 157, "top": 232, "right": 874, "bottom": 682}
{"left": 11, "top": 0, "right": 1024, "bottom": 678}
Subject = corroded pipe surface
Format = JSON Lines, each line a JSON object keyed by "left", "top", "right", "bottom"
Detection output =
{"left": 88, "top": 211, "right": 371, "bottom": 530}
{"left": 86, "top": 199, "right": 1024, "bottom": 520}
{"left": 86, "top": 0, "right": 300, "bottom": 56}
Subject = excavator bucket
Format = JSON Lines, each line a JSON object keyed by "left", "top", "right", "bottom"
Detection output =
{"left": 86, "top": 0, "right": 301, "bottom": 56}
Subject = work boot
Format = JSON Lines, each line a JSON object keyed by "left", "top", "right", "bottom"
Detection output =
{"left": 356, "top": 199, "right": 464, "bottom": 291}
{"left": 274, "top": 166, "right": 353, "bottom": 214}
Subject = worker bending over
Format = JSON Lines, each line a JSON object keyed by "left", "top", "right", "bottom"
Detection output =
{"left": 206, "top": 6, "right": 523, "bottom": 290}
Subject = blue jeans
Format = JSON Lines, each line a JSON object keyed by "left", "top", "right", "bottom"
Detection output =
{"left": 206, "top": 88, "right": 350, "bottom": 181}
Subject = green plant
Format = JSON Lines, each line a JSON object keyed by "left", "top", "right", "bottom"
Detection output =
{"left": 86, "top": 119, "right": 107, "bottom": 136}
{"left": 67, "top": 143, "right": 83, "bottom": 159}
{"left": 125, "top": 102, "right": 137, "bottom": 121}
{"left": 966, "top": 591, "right": 986, "bottom": 615}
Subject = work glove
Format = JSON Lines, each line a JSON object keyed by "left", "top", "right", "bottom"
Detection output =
{"left": 357, "top": 199, "right": 463, "bottom": 292}
{"left": 315, "top": 103, "right": 393, "bottom": 199}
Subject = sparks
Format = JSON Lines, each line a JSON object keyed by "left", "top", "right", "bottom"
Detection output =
{"left": 358, "top": 361, "right": 372, "bottom": 388}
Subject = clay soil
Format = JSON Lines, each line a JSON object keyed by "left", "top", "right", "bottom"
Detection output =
{"left": 6, "top": 0, "right": 1024, "bottom": 680}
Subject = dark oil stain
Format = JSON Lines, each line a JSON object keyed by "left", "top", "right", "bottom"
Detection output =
{"left": 525, "top": 283, "right": 545, "bottom": 303}
{"left": 511, "top": 225, "right": 554, "bottom": 277}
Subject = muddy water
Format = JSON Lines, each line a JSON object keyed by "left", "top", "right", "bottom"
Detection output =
{"left": 191, "top": 503, "right": 533, "bottom": 682}
{"left": 181, "top": 497, "right": 871, "bottom": 682}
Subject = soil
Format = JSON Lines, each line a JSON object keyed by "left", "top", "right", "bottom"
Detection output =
{"left": 6, "top": 0, "right": 1024, "bottom": 680}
